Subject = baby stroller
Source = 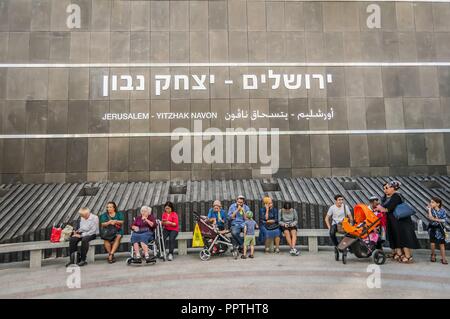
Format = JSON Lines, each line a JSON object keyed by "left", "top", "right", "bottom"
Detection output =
{"left": 194, "top": 213, "right": 238, "bottom": 261}
{"left": 126, "top": 219, "right": 166, "bottom": 265}
{"left": 336, "top": 204, "right": 386, "bottom": 265}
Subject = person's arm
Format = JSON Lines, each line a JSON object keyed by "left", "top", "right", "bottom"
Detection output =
{"left": 380, "top": 194, "right": 402, "bottom": 213}
{"left": 228, "top": 205, "right": 237, "bottom": 220}
{"left": 292, "top": 209, "right": 298, "bottom": 227}
{"left": 279, "top": 210, "right": 286, "bottom": 227}
{"left": 112, "top": 212, "right": 125, "bottom": 226}
{"left": 169, "top": 213, "right": 179, "bottom": 228}
{"left": 207, "top": 210, "right": 217, "bottom": 224}
{"left": 244, "top": 224, "right": 247, "bottom": 236}
{"left": 259, "top": 208, "right": 267, "bottom": 225}
{"left": 131, "top": 218, "right": 139, "bottom": 232}
{"left": 325, "top": 208, "right": 332, "bottom": 229}
{"left": 100, "top": 214, "right": 112, "bottom": 228}
{"left": 346, "top": 206, "right": 354, "bottom": 223}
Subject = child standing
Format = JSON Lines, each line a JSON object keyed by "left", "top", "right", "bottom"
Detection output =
{"left": 242, "top": 211, "right": 257, "bottom": 259}
{"left": 427, "top": 197, "right": 448, "bottom": 265}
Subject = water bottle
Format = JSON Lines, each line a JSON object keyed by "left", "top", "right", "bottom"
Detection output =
{"left": 417, "top": 219, "right": 423, "bottom": 233}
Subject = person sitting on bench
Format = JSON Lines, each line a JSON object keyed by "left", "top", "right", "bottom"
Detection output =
{"left": 66, "top": 207, "right": 99, "bottom": 267}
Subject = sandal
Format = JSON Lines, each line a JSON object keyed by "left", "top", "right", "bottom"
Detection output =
{"left": 107, "top": 254, "right": 113, "bottom": 264}
{"left": 400, "top": 255, "right": 414, "bottom": 264}
{"left": 430, "top": 254, "right": 436, "bottom": 262}
{"left": 441, "top": 259, "right": 448, "bottom": 265}
{"left": 111, "top": 254, "right": 116, "bottom": 263}
{"left": 392, "top": 253, "right": 402, "bottom": 262}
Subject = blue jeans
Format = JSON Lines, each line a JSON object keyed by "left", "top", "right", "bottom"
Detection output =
{"left": 230, "top": 224, "right": 244, "bottom": 248}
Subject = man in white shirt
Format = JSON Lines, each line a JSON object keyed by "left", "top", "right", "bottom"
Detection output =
{"left": 325, "top": 194, "right": 353, "bottom": 248}
{"left": 66, "top": 207, "right": 99, "bottom": 267}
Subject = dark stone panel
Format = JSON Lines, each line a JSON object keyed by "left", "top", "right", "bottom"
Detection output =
{"left": 269, "top": 98, "right": 289, "bottom": 130}
{"left": 387, "top": 135, "right": 408, "bottom": 167}
{"left": 88, "top": 100, "right": 109, "bottom": 133}
{"left": 310, "top": 135, "right": 330, "bottom": 167}
{"left": 0, "top": 69, "right": 5, "bottom": 99}
{"left": 415, "top": 32, "right": 436, "bottom": 61}
{"left": 272, "top": 168, "right": 292, "bottom": 179}
{"left": 403, "top": 98, "right": 424, "bottom": 128}
{"left": 24, "top": 139, "right": 46, "bottom": 173}
{"left": 327, "top": 97, "right": 347, "bottom": 130}
{"left": 444, "top": 133, "right": 450, "bottom": 165}
{"left": 2, "top": 139, "right": 24, "bottom": 173}
{"left": 365, "top": 98, "right": 386, "bottom": 129}
{"left": 8, "top": 0, "right": 31, "bottom": 31}
{"left": 231, "top": 169, "right": 252, "bottom": 180}
{"left": 149, "top": 137, "right": 171, "bottom": 171}
{"left": 23, "top": 173, "right": 45, "bottom": 184}
{"left": 381, "top": 32, "right": 399, "bottom": 62}
{"left": 3, "top": 101, "right": 26, "bottom": 134}
{"left": 330, "top": 135, "right": 350, "bottom": 167}
{"left": 29, "top": 32, "right": 50, "bottom": 62}
{"left": 26, "top": 100, "right": 47, "bottom": 134}
{"left": 438, "top": 67, "right": 450, "bottom": 97}
{"left": 109, "top": 138, "right": 130, "bottom": 172}
{"left": 129, "top": 137, "right": 150, "bottom": 172}
{"left": 399, "top": 67, "right": 420, "bottom": 97}
{"left": 67, "top": 138, "right": 88, "bottom": 173}
{"left": 0, "top": 0, "right": 9, "bottom": 31}
{"left": 66, "top": 173, "right": 88, "bottom": 183}
{"left": 68, "top": 101, "right": 89, "bottom": 134}
{"left": 382, "top": 68, "right": 403, "bottom": 98}
{"left": 367, "top": 136, "right": 388, "bottom": 167}
{"left": 31, "top": 0, "right": 51, "bottom": 31}
{"left": 72, "top": 0, "right": 92, "bottom": 31}
{"left": 326, "top": 67, "right": 346, "bottom": 97}
{"left": 406, "top": 134, "right": 427, "bottom": 165}
{"left": 209, "top": 1, "right": 228, "bottom": 30}
{"left": 428, "top": 165, "right": 447, "bottom": 175}
{"left": 2, "top": 173, "right": 23, "bottom": 184}
{"left": 47, "top": 101, "right": 68, "bottom": 134}
{"left": 45, "top": 139, "right": 67, "bottom": 172}
{"left": 49, "top": 32, "right": 71, "bottom": 63}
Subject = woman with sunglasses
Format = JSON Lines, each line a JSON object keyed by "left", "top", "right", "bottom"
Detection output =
{"left": 375, "top": 181, "right": 419, "bottom": 264}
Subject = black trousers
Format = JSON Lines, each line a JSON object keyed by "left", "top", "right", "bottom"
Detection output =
{"left": 69, "top": 234, "right": 96, "bottom": 262}
{"left": 163, "top": 230, "right": 178, "bottom": 254}
{"left": 329, "top": 224, "right": 339, "bottom": 247}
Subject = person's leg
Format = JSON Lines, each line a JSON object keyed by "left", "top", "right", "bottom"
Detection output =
{"left": 430, "top": 242, "right": 436, "bottom": 261}
{"left": 133, "top": 243, "right": 141, "bottom": 257}
{"left": 243, "top": 239, "right": 247, "bottom": 256}
{"left": 230, "top": 226, "right": 241, "bottom": 248}
{"left": 439, "top": 244, "right": 447, "bottom": 263}
{"left": 284, "top": 229, "right": 292, "bottom": 247}
{"left": 80, "top": 235, "right": 94, "bottom": 261}
{"left": 169, "top": 231, "right": 178, "bottom": 254}
{"left": 104, "top": 240, "right": 112, "bottom": 255}
{"left": 291, "top": 229, "right": 297, "bottom": 248}
{"left": 250, "top": 244, "right": 254, "bottom": 256}
{"left": 68, "top": 236, "right": 81, "bottom": 264}
{"left": 141, "top": 242, "right": 150, "bottom": 256}
{"left": 329, "top": 224, "right": 339, "bottom": 247}
{"left": 110, "top": 234, "right": 122, "bottom": 255}
{"left": 265, "top": 239, "right": 271, "bottom": 252}
{"left": 274, "top": 235, "right": 281, "bottom": 250}
{"left": 69, "top": 236, "right": 80, "bottom": 256}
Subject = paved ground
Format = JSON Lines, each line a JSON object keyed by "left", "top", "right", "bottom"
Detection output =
{"left": 0, "top": 248, "right": 449, "bottom": 299}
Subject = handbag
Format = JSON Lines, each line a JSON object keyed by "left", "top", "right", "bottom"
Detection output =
{"left": 100, "top": 215, "right": 118, "bottom": 241}
{"left": 393, "top": 202, "right": 416, "bottom": 220}
{"left": 60, "top": 224, "right": 74, "bottom": 242}
{"left": 50, "top": 224, "right": 63, "bottom": 243}
{"left": 265, "top": 222, "right": 280, "bottom": 230}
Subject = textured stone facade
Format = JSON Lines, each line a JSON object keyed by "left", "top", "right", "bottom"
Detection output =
{"left": 0, "top": 0, "right": 450, "bottom": 183}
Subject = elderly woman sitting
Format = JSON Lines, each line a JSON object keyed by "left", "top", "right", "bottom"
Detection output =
{"left": 131, "top": 206, "right": 157, "bottom": 262}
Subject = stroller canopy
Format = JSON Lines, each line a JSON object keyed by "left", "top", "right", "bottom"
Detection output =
{"left": 342, "top": 204, "right": 380, "bottom": 238}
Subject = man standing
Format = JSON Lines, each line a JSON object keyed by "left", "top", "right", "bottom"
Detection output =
{"left": 325, "top": 194, "right": 353, "bottom": 252}
{"left": 66, "top": 207, "right": 99, "bottom": 267}
{"left": 228, "top": 195, "right": 250, "bottom": 252}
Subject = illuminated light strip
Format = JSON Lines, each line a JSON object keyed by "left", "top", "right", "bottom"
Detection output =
{"left": 1, "top": 62, "right": 450, "bottom": 68}
{"left": 0, "top": 129, "right": 449, "bottom": 139}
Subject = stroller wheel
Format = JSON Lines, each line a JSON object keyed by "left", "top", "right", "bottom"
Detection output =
{"left": 200, "top": 249, "right": 211, "bottom": 261}
{"left": 232, "top": 250, "right": 238, "bottom": 259}
{"left": 334, "top": 247, "right": 340, "bottom": 261}
{"left": 373, "top": 250, "right": 386, "bottom": 265}
{"left": 126, "top": 258, "right": 132, "bottom": 265}
{"left": 342, "top": 252, "right": 347, "bottom": 265}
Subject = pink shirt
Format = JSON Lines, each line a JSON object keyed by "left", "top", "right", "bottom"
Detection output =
{"left": 162, "top": 212, "right": 179, "bottom": 232}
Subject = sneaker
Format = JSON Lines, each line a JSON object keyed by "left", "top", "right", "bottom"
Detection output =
{"left": 77, "top": 260, "right": 87, "bottom": 267}
{"left": 275, "top": 248, "right": 280, "bottom": 254}
{"left": 168, "top": 253, "right": 173, "bottom": 261}
{"left": 289, "top": 248, "right": 295, "bottom": 256}
{"left": 265, "top": 247, "right": 270, "bottom": 254}
{"left": 241, "top": 255, "right": 247, "bottom": 259}
{"left": 249, "top": 255, "right": 254, "bottom": 259}
{"left": 293, "top": 248, "right": 300, "bottom": 256}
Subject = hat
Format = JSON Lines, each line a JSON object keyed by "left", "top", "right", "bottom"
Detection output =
{"left": 237, "top": 195, "right": 245, "bottom": 200}
{"left": 213, "top": 200, "right": 222, "bottom": 207}
{"left": 368, "top": 196, "right": 379, "bottom": 202}
{"left": 246, "top": 211, "right": 253, "bottom": 219}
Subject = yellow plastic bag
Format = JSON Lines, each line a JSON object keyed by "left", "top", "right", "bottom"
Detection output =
{"left": 192, "top": 223, "right": 205, "bottom": 248}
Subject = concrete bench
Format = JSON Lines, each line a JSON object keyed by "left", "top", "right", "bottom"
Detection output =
{"left": 0, "top": 230, "right": 429, "bottom": 268}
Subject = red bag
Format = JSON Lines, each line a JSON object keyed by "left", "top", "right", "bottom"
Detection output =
{"left": 50, "top": 224, "right": 63, "bottom": 243}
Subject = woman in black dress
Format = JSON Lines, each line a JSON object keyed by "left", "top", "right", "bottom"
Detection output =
{"left": 376, "top": 181, "right": 420, "bottom": 263}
